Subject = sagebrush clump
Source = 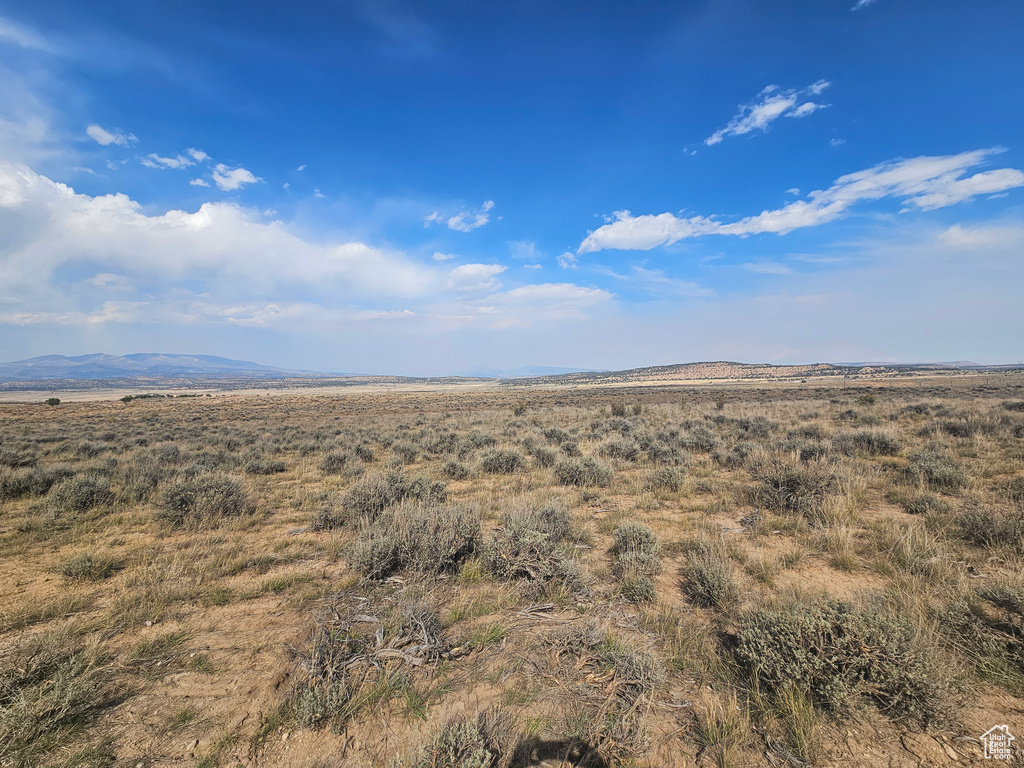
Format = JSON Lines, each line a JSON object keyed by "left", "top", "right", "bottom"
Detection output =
{"left": 157, "top": 472, "right": 254, "bottom": 528}
{"left": 734, "top": 598, "right": 949, "bottom": 724}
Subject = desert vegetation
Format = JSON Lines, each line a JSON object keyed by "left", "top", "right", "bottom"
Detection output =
{"left": 1, "top": 374, "right": 1023, "bottom": 766}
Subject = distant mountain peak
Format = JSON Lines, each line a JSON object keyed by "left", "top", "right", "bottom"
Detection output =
{"left": 0, "top": 352, "right": 296, "bottom": 382}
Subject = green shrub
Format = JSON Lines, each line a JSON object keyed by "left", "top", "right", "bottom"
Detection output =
{"left": 889, "top": 491, "right": 952, "bottom": 516}
{"left": 734, "top": 598, "right": 946, "bottom": 723}
{"left": 157, "top": 472, "right": 254, "bottom": 528}
{"left": 393, "top": 441, "right": 419, "bottom": 464}
{"left": 0, "top": 448, "right": 36, "bottom": 469}
{"left": 542, "top": 427, "right": 571, "bottom": 445}
{"left": 342, "top": 469, "right": 446, "bottom": 519}
{"left": 959, "top": 502, "right": 1024, "bottom": 551}
{"left": 554, "top": 456, "right": 613, "bottom": 487}
{"left": 680, "top": 540, "right": 737, "bottom": 608}
{"left": 748, "top": 454, "right": 837, "bottom": 517}
{"left": 45, "top": 398, "right": 60, "bottom": 407}
{"left": 309, "top": 506, "right": 346, "bottom": 532}
{"left": 643, "top": 466, "right": 685, "bottom": 492}
{"left": 411, "top": 708, "right": 517, "bottom": 768}
{"left": 833, "top": 430, "right": 902, "bottom": 456}
{"left": 347, "top": 503, "right": 480, "bottom": 579}
{"left": 243, "top": 458, "right": 286, "bottom": 475}
{"left": 479, "top": 449, "right": 525, "bottom": 474}
{"left": 682, "top": 425, "right": 720, "bottom": 452}
{"left": 320, "top": 450, "right": 354, "bottom": 474}
{"left": 441, "top": 460, "right": 470, "bottom": 480}
{"left": 484, "top": 504, "right": 583, "bottom": 591}
{"left": 907, "top": 450, "right": 967, "bottom": 492}
{"left": 613, "top": 522, "right": 658, "bottom": 556}
{"left": 531, "top": 446, "right": 557, "bottom": 468}
{"left": 114, "top": 455, "right": 163, "bottom": 502}
{"left": 47, "top": 476, "right": 112, "bottom": 515}
{"left": 0, "top": 465, "right": 75, "bottom": 501}
{"left": 621, "top": 575, "right": 658, "bottom": 604}
{"left": 600, "top": 438, "right": 640, "bottom": 462}
{"left": 58, "top": 552, "right": 122, "bottom": 581}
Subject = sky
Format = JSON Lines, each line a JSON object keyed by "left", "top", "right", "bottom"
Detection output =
{"left": 0, "top": 0, "right": 1022, "bottom": 375}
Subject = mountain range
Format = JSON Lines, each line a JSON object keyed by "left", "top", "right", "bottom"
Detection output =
{"left": 0, "top": 353, "right": 1017, "bottom": 386}
{"left": 0, "top": 353, "right": 301, "bottom": 381}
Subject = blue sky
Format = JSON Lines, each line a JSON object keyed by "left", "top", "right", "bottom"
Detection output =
{"left": 1, "top": 1, "right": 1022, "bottom": 374}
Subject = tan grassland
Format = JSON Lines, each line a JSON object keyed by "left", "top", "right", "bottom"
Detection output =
{"left": 1, "top": 372, "right": 1023, "bottom": 767}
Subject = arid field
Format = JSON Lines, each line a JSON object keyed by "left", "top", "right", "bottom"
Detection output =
{"left": 2, "top": 374, "right": 1023, "bottom": 767}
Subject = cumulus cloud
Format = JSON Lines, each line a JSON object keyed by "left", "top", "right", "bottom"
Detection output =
{"left": 578, "top": 149, "right": 1024, "bottom": 253}
{"left": 0, "top": 161, "right": 434, "bottom": 304}
{"left": 432, "top": 251, "right": 458, "bottom": 261}
{"left": 425, "top": 200, "right": 495, "bottom": 232}
{"left": 705, "top": 81, "right": 831, "bottom": 146}
{"left": 0, "top": 163, "right": 612, "bottom": 341}
{"left": 210, "top": 163, "right": 260, "bottom": 191}
{"left": 85, "top": 124, "right": 137, "bottom": 147}
{"left": 189, "top": 178, "right": 209, "bottom": 187}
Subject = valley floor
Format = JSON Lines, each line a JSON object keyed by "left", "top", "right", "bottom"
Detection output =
{"left": 1, "top": 375, "right": 1023, "bottom": 766}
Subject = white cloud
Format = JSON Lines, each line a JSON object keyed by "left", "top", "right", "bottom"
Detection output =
{"left": 0, "top": 161, "right": 435, "bottom": 305}
{"left": 509, "top": 240, "right": 543, "bottom": 260}
{"left": 313, "top": 188, "right": 324, "bottom": 199}
{"left": 0, "top": 16, "right": 52, "bottom": 51}
{"left": 593, "top": 264, "right": 714, "bottom": 297}
{"left": 432, "top": 251, "right": 458, "bottom": 261}
{"left": 0, "top": 163, "right": 612, "bottom": 342}
{"left": 789, "top": 102, "right": 825, "bottom": 119}
{"left": 830, "top": 138, "right": 847, "bottom": 147}
{"left": 188, "top": 148, "right": 209, "bottom": 162}
{"left": 142, "top": 152, "right": 196, "bottom": 169}
{"left": 297, "top": 164, "right": 307, "bottom": 171}
{"left": 743, "top": 262, "right": 792, "bottom": 275}
{"left": 189, "top": 178, "right": 210, "bottom": 187}
{"left": 86, "top": 124, "right": 137, "bottom": 147}
{"left": 578, "top": 149, "right": 1024, "bottom": 253}
{"left": 492, "top": 283, "right": 610, "bottom": 308}
{"left": 852, "top": 0, "right": 881, "bottom": 10}
{"left": 523, "top": 264, "right": 542, "bottom": 270}
{"left": 446, "top": 263, "right": 506, "bottom": 293}
{"left": 210, "top": 163, "right": 260, "bottom": 191}
{"left": 938, "top": 223, "right": 1024, "bottom": 250}
{"left": 705, "top": 80, "right": 831, "bottom": 146}
{"left": 425, "top": 200, "right": 495, "bottom": 232}
{"left": 557, "top": 251, "right": 579, "bottom": 269}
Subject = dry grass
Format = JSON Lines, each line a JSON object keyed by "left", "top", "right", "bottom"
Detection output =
{"left": 0, "top": 373, "right": 1022, "bottom": 765}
